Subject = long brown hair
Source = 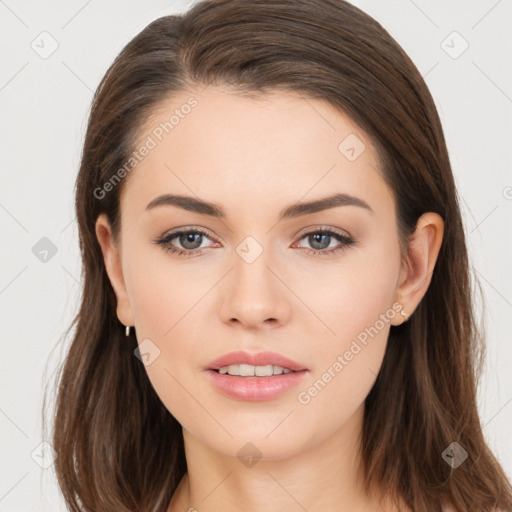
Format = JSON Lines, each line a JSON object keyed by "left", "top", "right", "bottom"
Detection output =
{"left": 44, "top": 0, "right": 512, "bottom": 510}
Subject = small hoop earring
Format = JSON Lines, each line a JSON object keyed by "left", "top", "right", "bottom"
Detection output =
{"left": 400, "top": 309, "right": 409, "bottom": 322}
{"left": 125, "top": 325, "right": 131, "bottom": 337}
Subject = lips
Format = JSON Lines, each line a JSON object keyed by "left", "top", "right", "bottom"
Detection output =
{"left": 207, "top": 351, "right": 308, "bottom": 372}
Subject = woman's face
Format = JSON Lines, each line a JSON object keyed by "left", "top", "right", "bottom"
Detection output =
{"left": 99, "top": 86, "right": 408, "bottom": 460}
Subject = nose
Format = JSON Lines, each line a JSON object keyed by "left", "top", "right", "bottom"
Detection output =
{"left": 218, "top": 245, "right": 291, "bottom": 330}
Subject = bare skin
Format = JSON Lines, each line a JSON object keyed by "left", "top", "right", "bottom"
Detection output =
{"left": 96, "top": 86, "right": 444, "bottom": 512}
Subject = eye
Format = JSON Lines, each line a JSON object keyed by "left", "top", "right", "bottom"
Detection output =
{"left": 153, "top": 228, "right": 218, "bottom": 258}
{"left": 294, "top": 228, "right": 355, "bottom": 257}
{"left": 154, "top": 226, "right": 356, "bottom": 258}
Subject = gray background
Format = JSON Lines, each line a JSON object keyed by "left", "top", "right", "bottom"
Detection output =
{"left": 1, "top": 0, "right": 511, "bottom": 510}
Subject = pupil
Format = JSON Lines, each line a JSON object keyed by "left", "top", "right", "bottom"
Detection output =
{"left": 181, "top": 233, "right": 202, "bottom": 249}
{"left": 310, "top": 233, "right": 329, "bottom": 250}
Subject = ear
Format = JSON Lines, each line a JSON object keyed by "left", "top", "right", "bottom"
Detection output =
{"left": 95, "top": 213, "right": 134, "bottom": 327}
{"left": 391, "top": 212, "right": 444, "bottom": 325}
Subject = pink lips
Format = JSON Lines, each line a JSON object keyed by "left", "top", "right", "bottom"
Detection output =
{"left": 204, "top": 351, "right": 309, "bottom": 401}
{"left": 206, "top": 351, "right": 308, "bottom": 372}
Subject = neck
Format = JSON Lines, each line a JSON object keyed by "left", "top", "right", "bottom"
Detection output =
{"left": 167, "top": 404, "right": 407, "bottom": 512}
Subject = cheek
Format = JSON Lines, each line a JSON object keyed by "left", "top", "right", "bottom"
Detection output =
{"left": 124, "top": 243, "right": 211, "bottom": 342}
{"left": 120, "top": 228, "right": 402, "bottom": 458}
{"left": 291, "top": 239, "right": 400, "bottom": 419}
{"left": 290, "top": 234, "right": 401, "bottom": 345}
{"left": 122, "top": 248, "right": 220, "bottom": 430}
{"left": 293, "top": 280, "right": 397, "bottom": 446}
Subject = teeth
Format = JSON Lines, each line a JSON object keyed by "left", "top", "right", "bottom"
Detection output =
{"left": 218, "top": 364, "right": 295, "bottom": 376}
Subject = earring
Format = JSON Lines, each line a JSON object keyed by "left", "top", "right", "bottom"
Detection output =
{"left": 400, "top": 309, "right": 409, "bottom": 322}
{"left": 125, "top": 325, "right": 131, "bottom": 337}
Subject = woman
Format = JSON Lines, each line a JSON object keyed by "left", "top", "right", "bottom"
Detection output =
{"left": 45, "top": 0, "right": 512, "bottom": 510}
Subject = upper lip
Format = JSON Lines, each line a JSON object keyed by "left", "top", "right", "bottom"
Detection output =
{"left": 207, "top": 351, "right": 308, "bottom": 372}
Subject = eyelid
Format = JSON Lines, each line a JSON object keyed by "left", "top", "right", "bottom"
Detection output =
{"left": 294, "top": 224, "right": 352, "bottom": 240}
{"left": 154, "top": 224, "right": 355, "bottom": 257}
{"left": 156, "top": 225, "right": 352, "bottom": 244}
{"left": 292, "top": 227, "right": 355, "bottom": 255}
{"left": 158, "top": 225, "right": 218, "bottom": 241}
{"left": 155, "top": 226, "right": 219, "bottom": 247}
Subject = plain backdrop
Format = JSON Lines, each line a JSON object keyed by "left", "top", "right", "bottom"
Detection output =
{"left": 1, "top": 0, "right": 511, "bottom": 510}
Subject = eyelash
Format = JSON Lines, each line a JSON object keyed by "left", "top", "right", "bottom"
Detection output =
{"left": 153, "top": 227, "right": 355, "bottom": 258}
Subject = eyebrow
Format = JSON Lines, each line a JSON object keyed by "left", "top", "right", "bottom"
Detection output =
{"left": 145, "top": 192, "right": 374, "bottom": 219}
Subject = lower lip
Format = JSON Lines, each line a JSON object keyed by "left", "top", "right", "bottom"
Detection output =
{"left": 204, "top": 369, "right": 309, "bottom": 401}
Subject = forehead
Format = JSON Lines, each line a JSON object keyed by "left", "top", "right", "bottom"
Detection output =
{"left": 122, "top": 85, "right": 392, "bottom": 218}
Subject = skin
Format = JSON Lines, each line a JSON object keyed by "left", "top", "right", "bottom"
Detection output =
{"left": 96, "top": 86, "right": 444, "bottom": 512}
